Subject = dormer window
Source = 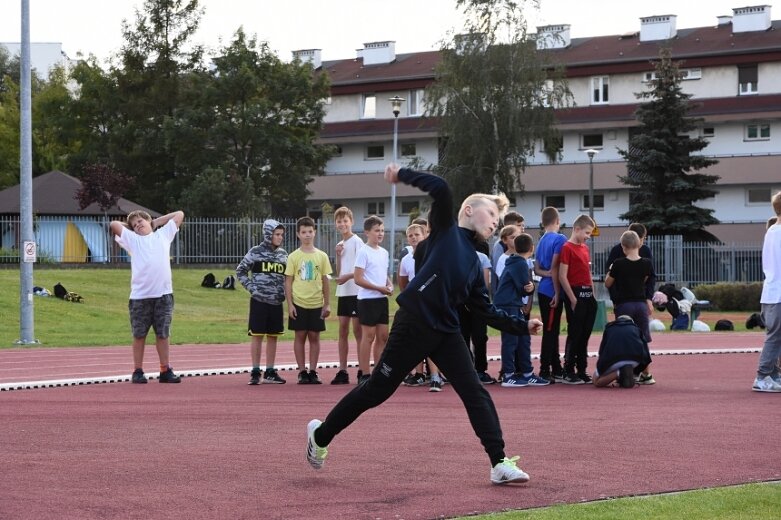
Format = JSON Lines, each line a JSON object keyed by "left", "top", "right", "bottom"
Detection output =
{"left": 738, "top": 65, "right": 758, "bottom": 95}
{"left": 591, "top": 76, "right": 609, "bottom": 104}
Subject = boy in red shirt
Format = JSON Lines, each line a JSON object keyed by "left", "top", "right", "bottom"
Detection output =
{"left": 559, "top": 214, "right": 597, "bottom": 384}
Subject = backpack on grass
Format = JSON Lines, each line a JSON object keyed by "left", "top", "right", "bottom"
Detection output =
{"left": 201, "top": 273, "right": 221, "bottom": 288}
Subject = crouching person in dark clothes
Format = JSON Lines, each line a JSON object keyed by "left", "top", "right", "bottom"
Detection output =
{"left": 305, "top": 164, "right": 543, "bottom": 485}
{"left": 593, "top": 316, "right": 652, "bottom": 388}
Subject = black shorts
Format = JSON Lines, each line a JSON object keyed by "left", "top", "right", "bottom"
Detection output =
{"left": 248, "top": 299, "right": 284, "bottom": 336}
{"left": 128, "top": 294, "right": 174, "bottom": 339}
{"left": 337, "top": 295, "right": 359, "bottom": 318}
{"left": 357, "top": 297, "right": 389, "bottom": 326}
{"left": 288, "top": 305, "right": 326, "bottom": 332}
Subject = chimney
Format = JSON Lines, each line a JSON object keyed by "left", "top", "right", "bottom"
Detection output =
{"left": 732, "top": 5, "right": 772, "bottom": 33}
{"left": 361, "top": 41, "right": 396, "bottom": 65}
{"left": 536, "top": 24, "right": 571, "bottom": 50}
{"left": 717, "top": 15, "right": 733, "bottom": 25}
{"left": 292, "top": 49, "right": 322, "bottom": 69}
{"left": 639, "top": 14, "right": 677, "bottom": 42}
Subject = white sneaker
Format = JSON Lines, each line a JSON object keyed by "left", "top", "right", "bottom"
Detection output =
{"left": 752, "top": 376, "right": 781, "bottom": 393}
{"left": 306, "top": 419, "right": 328, "bottom": 469}
{"left": 490, "top": 456, "right": 530, "bottom": 485}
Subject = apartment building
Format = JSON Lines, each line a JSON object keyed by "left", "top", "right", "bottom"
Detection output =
{"left": 303, "top": 5, "right": 780, "bottom": 242}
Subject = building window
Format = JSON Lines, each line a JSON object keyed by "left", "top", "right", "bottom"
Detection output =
{"left": 408, "top": 88, "right": 425, "bottom": 116}
{"left": 400, "top": 143, "right": 416, "bottom": 157}
{"left": 738, "top": 65, "right": 758, "bottom": 95}
{"left": 332, "top": 145, "right": 343, "bottom": 157}
{"left": 362, "top": 94, "right": 376, "bottom": 118}
{"left": 400, "top": 201, "right": 419, "bottom": 215}
{"left": 643, "top": 68, "right": 701, "bottom": 82}
{"left": 545, "top": 195, "right": 565, "bottom": 211}
{"left": 582, "top": 194, "right": 605, "bottom": 211}
{"left": 366, "top": 145, "right": 385, "bottom": 159}
{"left": 581, "top": 133, "right": 603, "bottom": 149}
{"left": 745, "top": 124, "right": 770, "bottom": 141}
{"left": 747, "top": 188, "right": 771, "bottom": 205}
{"left": 701, "top": 127, "right": 715, "bottom": 138}
{"left": 368, "top": 201, "right": 386, "bottom": 216}
{"left": 591, "top": 76, "right": 609, "bottom": 104}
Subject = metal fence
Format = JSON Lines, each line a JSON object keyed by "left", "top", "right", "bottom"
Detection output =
{"left": 0, "top": 215, "right": 766, "bottom": 286}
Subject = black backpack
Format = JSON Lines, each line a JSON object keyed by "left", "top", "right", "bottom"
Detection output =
{"left": 746, "top": 312, "right": 766, "bottom": 330}
{"left": 715, "top": 319, "right": 734, "bottom": 331}
{"left": 201, "top": 273, "right": 220, "bottom": 288}
{"left": 222, "top": 275, "right": 236, "bottom": 290}
{"left": 53, "top": 282, "right": 68, "bottom": 299}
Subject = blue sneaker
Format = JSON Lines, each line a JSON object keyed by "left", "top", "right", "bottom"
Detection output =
{"left": 501, "top": 374, "right": 529, "bottom": 387}
{"left": 523, "top": 373, "right": 550, "bottom": 386}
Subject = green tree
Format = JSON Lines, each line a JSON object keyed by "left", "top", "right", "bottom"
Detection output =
{"left": 112, "top": 0, "right": 205, "bottom": 211}
{"left": 174, "top": 28, "right": 332, "bottom": 217}
{"left": 618, "top": 48, "right": 720, "bottom": 240}
{"left": 0, "top": 79, "right": 20, "bottom": 189}
{"left": 426, "top": 0, "right": 571, "bottom": 206}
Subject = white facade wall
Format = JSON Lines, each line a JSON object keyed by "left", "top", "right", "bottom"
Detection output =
{"left": 327, "top": 141, "right": 438, "bottom": 174}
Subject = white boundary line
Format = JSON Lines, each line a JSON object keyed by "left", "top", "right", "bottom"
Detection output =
{"left": 0, "top": 348, "right": 762, "bottom": 392}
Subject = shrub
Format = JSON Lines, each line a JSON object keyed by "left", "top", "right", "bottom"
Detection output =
{"left": 692, "top": 283, "right": 763, "bottom": 312}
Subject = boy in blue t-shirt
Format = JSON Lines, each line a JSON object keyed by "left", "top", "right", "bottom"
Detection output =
{"left": 533, "top": 207, "right": 567, "bottom": 383}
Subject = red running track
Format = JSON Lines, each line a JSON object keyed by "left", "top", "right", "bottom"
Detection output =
{"left": 0, "top": 332, "right": 766, "bottom": 387}
{"left": 1, "top": 339, "right": 780, "bottom": 519}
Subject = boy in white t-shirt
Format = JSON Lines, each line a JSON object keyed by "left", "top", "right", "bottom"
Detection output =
{"left": 353, "top": 215, "right": 393, "bottom": 384}
{"left": 110, "top": 209, "right": 184, "bottom": 384}
{"left": 332, "top": 207, "right": 364, "bottom": 384}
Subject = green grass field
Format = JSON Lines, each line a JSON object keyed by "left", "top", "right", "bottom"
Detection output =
{"left": 1, "top": 267, "right": 753, "bottom": 348}
{"left": 0, "top": 267, "right": 403, "bottom": 347}
{"left": 463, "top": 482, "right": 781, "bottom": 519}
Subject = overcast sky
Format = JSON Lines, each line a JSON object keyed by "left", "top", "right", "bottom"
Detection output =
{"left": 1, "top": 0, "right": 772, "bottom": 64}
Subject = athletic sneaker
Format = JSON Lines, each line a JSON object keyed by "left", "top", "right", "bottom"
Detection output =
{"left": 637, "top": 373, "right": 655, "bottom": 385}
{"left": 403, "top": 372, "right": 426, "bottom": 386}
{"left": 330, "top": 369, "right": 349, "bottom": 385}
{"left": 248, "top": 368, "right": 261, "bottom": 385}
{"left": 578, "top": 373, "right": 593, "bottom": 384}
{"left": 308, "top": 370, "right": 322, "bottom": 384}
{"left": 523, "top": 374, "right": 550, "bottom": 386}
{"left": 490, "top": 456, "right": 530, "bottom": 485}
{"left": 297, "top": 369, "right": 311, "bottom": 384}
{"left": 561, "top": 373, "right": 584, "bottom": 385}
{"left": 358, "top": 373, "right": 371, "bottom": 384}
{"left": 501, "top": 374, "right": 529, "bottom": 387}
{"left": 477, "top": 372, "right": 497, "bottom": 384}
{"left": 771, "top": 373, "right": 781, "bottom": 385}
{"left": 158, "top": 368, "right": 181, "bottom": 383}
{"left": 552, "top": 370, "right": 565, "bottom": 383}
{"left": 429, "top": 379, "right": 443, "bottom": 392}
{"left": 306, "top": 419, "right": 328, "bottom": 470}
{"left": 263, "top": 368, "right": 286, "bottom": 384}
{"left": 131, "top": 369, "right": 147, "bottom": 384}
{"left": 752, "top": 375, "right": 781, "bottom": 393}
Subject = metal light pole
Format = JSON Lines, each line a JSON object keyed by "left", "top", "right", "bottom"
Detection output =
{"left": 388, "top": 95, "right": 405, "bottom": 279}
{"left": 585, "top": 149, "right": 599, "bottom": 220}
{"left": 18, "top": 0, "right": 37, "bottom": 344}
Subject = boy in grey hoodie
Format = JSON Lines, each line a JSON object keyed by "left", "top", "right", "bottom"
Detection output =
{"left": 237, "top": 220, "right": 288, "bottom": 385}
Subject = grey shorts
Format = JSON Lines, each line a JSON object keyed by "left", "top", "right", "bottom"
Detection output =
{"left": 129, "top": 294, "right": 174, "bottom": 339}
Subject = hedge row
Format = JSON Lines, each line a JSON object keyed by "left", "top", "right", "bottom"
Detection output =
{"left": 691, "top": 283, "right": 763, "bottom": 312}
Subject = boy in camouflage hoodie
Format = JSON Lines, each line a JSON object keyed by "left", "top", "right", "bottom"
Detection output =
{"left": 236, "top": 219, "right": 288, "bottom": 385}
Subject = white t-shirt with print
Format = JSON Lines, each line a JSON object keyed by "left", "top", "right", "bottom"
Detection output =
{"left": 354, "top": 244, "right": 389, "bottom": 300}
{"left": 114, "top": 220, "right": 179, "bottom": 299}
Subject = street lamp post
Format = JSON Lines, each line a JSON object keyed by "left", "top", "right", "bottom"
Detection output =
{"left": 585, "top": 149, "right": 599, "bottom": 221}
{"left": 388, "top": 95, "right": 405, "bottom": 279}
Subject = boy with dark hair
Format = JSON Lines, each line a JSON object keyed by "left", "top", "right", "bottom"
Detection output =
{"left": 604, "top": 230, "right": 655, "bottom": 385}
{"left": 306, "top": 164, "right": 543, "bottom": 485}
{"left": 110, "top": 210, "right": 184, "bottom": 384}
{"left": 236, "top": 219, "right": 288, "bottom": 385}
{"left": 285, "top": 217, "right": 333, "bottom": 384}
{"left": 354, "top": 215, "right": 393, "bottom": 384}
{"left": 559, "top": 214, "right": 597, "bottom": 385}
{"left": 332, "top": 206, "right": 364, "bottom": 384}
{"left": 494, "top": 233, "right": 547, "bottom": 387}
{"left": 534, "top": 207, "right": 567, "bottom": 383}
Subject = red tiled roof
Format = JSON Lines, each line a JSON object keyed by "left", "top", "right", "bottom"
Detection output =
{"left": 319, "top": 117, "right": 440, "bottom": 140}
{"left": 0, "top": 171, "right": 159, "bottom": 216}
